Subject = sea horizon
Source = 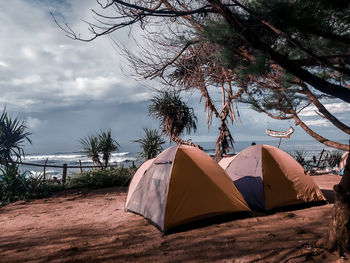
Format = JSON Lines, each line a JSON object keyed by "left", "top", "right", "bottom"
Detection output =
{"left": 18, "top": 138, "right": 348, "bottom": 179}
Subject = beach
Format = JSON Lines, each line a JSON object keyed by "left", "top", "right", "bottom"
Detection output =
{"left": 0, "top": 174, "right": 345, "bottom": 262}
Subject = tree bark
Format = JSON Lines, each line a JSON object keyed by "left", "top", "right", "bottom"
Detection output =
{"left": 214, "top": 120, "right": 235, "bottom": 162}
{"left": 326, "top": 144, "right": 350, "bottom": 254}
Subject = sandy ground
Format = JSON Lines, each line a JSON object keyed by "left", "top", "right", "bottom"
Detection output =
{"left": 0, "top": 175, "right": 347, "bottom": 263}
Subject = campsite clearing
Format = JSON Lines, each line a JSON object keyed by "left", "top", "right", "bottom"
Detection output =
{"left": 0, "top": 175, "right": 346, "bottom": 262}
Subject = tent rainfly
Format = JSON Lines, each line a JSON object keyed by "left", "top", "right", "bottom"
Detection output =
{"left": 125, "top": 145, "right": 250, "bottom": 232}
{"left": 219, "top": 144, "right": 326, "bottom": 210}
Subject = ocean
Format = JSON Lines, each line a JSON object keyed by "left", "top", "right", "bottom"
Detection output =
{"left": 19, "top": 139, "right": 348, "bottom": 179}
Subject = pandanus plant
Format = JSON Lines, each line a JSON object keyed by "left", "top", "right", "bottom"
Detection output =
{"left": 80, "top": 129, "right": 119, "bottom": 168}
{"left": 133, "top": 128, "right": 165, "bottom": 160}
{"left": 148, "top": 91, "right": 199, "bottom": 148}
{"left": 0, "top": 108, "right": 32, "bottom": 166}
{"left": 79, "top": 135, "right": 103, "bottom": 167}
{"left": 98, "top": 130, "right": 120, "bottom": 168}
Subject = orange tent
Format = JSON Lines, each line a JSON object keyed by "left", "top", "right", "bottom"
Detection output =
{"left": 220, "top": 144, "right": 326, "bottom": 210}
{"left": 125, "top": 145, "right": 250, "bottom": 231}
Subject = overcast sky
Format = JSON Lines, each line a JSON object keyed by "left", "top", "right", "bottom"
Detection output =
{"left": 1, "top": 0, "right": 349, "bottom": 154}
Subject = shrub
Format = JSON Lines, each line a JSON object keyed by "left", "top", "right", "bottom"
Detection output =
{"left": 290, "top": 150, "right": 307, "bottom": 167}
{"left": 325, "top": 151, "right": 343, "bottom": 168}
{"left": 25, "top": 173, "right": 64, "bottom": 198}
{"left": 0, "top": 164, "right": 28, "bottom": 205}
{"left": 0, "top": 165, "right": 64, "bottom": 206}
{"left": 66, "top": 166, "right": 135, "bottom": 189}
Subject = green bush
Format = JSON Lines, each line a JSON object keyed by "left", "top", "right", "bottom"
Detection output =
{"left": 325, "top": 151, "right": 343, "bottom": 168}
{"left": 289, "top": 150, "right": 308, "bottom": 167}
{"left": 25, "top": 173, "right": 64, "bottom": 199}
{"left": 0, "top": 164, "right": 29, "bottom": 205}
{"left": 66, "top": 166, "right": 136, "bottom": 189}
{"left": 0, "top": 165, "right": 64, "bottom": 206}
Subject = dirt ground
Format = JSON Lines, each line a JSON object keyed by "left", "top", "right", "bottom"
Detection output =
{"left": 0, "top": 175, "right": 347, "bottom": 263}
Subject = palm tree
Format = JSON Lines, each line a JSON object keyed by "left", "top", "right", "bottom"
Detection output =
{"left": 98, "top": 130, "right": 120, "bottom": 168}
{"left": 133, "top": 128, "right": 165, "bottom": 160}
{"left": 0, "top": 108, "right": 32, "bottom": 166}
{"left": 79, "top": 135, "right": 103, "bottom": 167}
{"left": 148, "top": 91, "right": 199, "bottom": 148}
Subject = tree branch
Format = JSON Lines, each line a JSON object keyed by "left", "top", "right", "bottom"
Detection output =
{"left": 207, "top": 0, "right": 350, "bottom": 103}
{"left": 291, "top": 55, "right": 350, "bottom": 67}
{"left": 110, "top": 0, "right": 214, "bottom": 17}
{"left": 290, "top": 108, "right": 349, "bottom": 151}
{"left": 298, "top": 81, "right": 350, "bottom": 135}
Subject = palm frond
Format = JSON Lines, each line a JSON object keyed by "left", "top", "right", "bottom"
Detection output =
{"left": 148, "top": 91, "right": 197, "bottom": 142}
{"left": 79, "top": 135, "right": 100, "bottom": 159}
{"left": 98, "top": 129, "right": 120, "bottom": 167}
{"left": 0, "top": 108, "right": 32, "bottom": 164}
{"left": 133, "top": 128, "right": 165, "bottom": 160}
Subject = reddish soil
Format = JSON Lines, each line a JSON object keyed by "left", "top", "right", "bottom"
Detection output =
{"left": 0, "top": 175, "right": 347, "bottom": 263}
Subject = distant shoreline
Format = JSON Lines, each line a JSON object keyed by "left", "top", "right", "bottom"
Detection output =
{"left": 25, "top": 138, "right": 349, "bottom": 155}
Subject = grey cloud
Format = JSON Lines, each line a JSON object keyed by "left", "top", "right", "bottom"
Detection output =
{"left": 0, "top": 0, "right": 151, "bottom": 114}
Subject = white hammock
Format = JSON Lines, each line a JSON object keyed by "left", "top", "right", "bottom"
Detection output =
{"left": 266, "top": 126, "right": 294, "bottom": 139}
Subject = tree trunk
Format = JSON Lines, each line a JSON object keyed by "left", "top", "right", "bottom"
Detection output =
{"left": 92, "top": 157, "right": 103, "bottom": 168}
{"left": 214, "top": 121, "right": 235, "bottom": 162}
{"left": 326, "top": 144, "right": 350, "bottom": 255}
{"left": 103, "top": 153, "right": 109, "bottom": 168}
